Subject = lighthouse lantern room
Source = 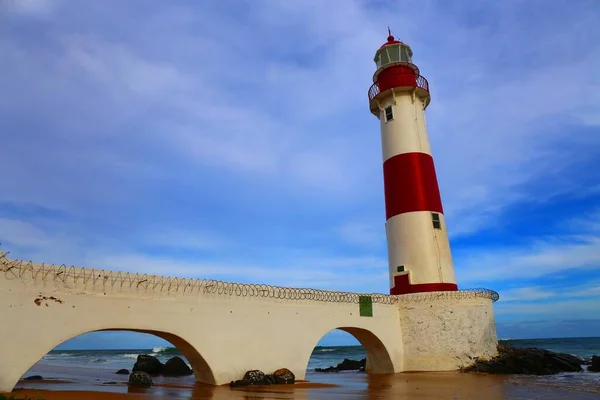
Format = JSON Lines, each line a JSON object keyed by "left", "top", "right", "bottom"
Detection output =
{"left": 368, "top": 31, "right": 458, "bottom": 296}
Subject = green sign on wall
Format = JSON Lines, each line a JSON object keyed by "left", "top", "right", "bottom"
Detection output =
{"left": 359, "top": 295, "right": 373, "bottom": 317}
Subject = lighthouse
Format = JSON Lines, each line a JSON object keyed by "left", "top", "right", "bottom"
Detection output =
{"left": 368, "top": 32, "right": 458, "bottom": 295}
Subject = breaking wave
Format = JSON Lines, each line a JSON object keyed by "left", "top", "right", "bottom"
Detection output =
{"left": 152, "top": 346, "right": 180, "bottom": 355}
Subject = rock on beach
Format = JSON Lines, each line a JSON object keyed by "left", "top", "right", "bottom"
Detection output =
{"left": 163, "top": 356, "right": 193, "bottom": 376}
{"left": 464, "top": 345, "right": 584, "bottom": 375}
{"left": 315, "top": 358, "right": 366, "bottom": 373}
{"left": 132, "top": 354, "right": 163, "bottom": 375}
{"left": 588, "top": 355, "right": 600, "bottom": 372}
{"left": 128, "top": 371, "right": 153, "bottom": 387}
{"left": 273, "top": 368, "right": 295, "bottom": 384}
{"left": 131, "top": 354, "right": 193, "bottom": 377}
{"left": 230, "top": 368, "right": 296, "bottom": 387}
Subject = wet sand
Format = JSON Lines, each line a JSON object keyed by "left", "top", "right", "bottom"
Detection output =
{"left": 7, "top": 368, "right": 600, "bottom": 400}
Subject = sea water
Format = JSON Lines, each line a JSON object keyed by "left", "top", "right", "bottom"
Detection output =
{"left": 40, "top": 337, "right": 600, "bottom": 371}
{"left": 27, "top": 337, "right": 600, "bottom": 393}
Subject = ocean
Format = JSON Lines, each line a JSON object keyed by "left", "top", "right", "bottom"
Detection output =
{"left": 38, "top": 344, "right": 367, "bottom": 372}
{"left": 37, "top": 337, "right": 600, "bottom": 371}
{"left": 18, "top": 337, "right": 600, "bottom": 398}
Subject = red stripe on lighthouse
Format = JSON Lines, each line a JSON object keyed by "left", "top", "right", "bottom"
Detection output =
{"left": 383, "top": 152, "right": 443, "bottom": 220}
{"left": 391, "top": 274, "right": 458, "bottom": 295}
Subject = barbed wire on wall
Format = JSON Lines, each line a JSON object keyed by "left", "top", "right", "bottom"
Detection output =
{"left": 397, "top": 288, "right": 500, "bottom": 303}
{"left": 0, "top": 251, "right": 498, "bottom": 303}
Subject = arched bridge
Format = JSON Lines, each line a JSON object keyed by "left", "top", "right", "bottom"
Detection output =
{"left": 0, "top": 251, "right": 499, "bottom": 392}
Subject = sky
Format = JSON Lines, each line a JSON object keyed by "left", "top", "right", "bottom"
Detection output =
{"left": 1, "top": 0, "right": 599, "bottom": 350}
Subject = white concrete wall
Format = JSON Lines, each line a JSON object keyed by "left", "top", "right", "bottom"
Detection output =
{"left": 398, "top": 292, "right": 498, "bottom": 371}
{"left": 0, "top": 256, "right": 402, "bottom": 392}
{"left": 386, "top": 212, "right": 457, "bottom": 286}
{"left": 0, "top": 254, "right": 498, "bottom": 393}
{"left": 379, "top": 93, "right": 430, "bottom": 160}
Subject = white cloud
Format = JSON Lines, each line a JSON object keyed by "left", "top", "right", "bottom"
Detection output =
{"left": 0, "top": 218, "right": 51, "bottom": 248}
{"left": 2, "top": 0, "right": 599, "bottom": 224}
{"left": 456, "top": 209, "right": 600, "bottom": 285}
{"left": 499, "top": 287, "right": 555, "bottom": 302}
{"left": 1, "top": 1, "right": 599, "bottom": 311}
{"left": 0, "top": 216, "right": 389, "bottom": 292}
{"left": 335, "top": 221, "right": 385, "bottom": 248}
{"left": 1, "top": 0, "right": 60, "bottom": 16}
{"left": 139, "top": 229, "right": 227, "bottom": 252}
{"left": 498, "top": 281, "right": 600, "bottom": 303}
{"left": 456, "top": 235, "right": 600, "bottom": 285}
{"left": 495, "top": 297, "right": 600, "bottom": 319}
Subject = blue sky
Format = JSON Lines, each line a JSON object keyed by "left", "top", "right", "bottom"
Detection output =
{"left": 1, "top": 0, "right": 599, "bottom": 349}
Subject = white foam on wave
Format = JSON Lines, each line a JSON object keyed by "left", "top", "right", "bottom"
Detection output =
{"left": 89, "top": 358, "right": 111, "bottom": 364}
{"left": 152, "top": 347, "right": 167, "bottom": 353}
{"left": 122, "top": 354, "right": 139, "bottom": 359}
{"left": 43, "top": 353, "right": 75, "bottom": 359}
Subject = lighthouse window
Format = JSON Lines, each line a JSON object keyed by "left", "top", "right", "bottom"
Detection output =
{"left": 384, "top": 106, "right": 393, "bottom": 122}
{"left": 380, "top": 50, "right": 390, "bottom": 66}
{"left": 387, "top": 46, "right": 400, "bottom": 63}
{"left": 431, "top": 213, "right": 442, "bottom": 230}
{"left": 400, "top": 47, "right": 412, "bottom": 63}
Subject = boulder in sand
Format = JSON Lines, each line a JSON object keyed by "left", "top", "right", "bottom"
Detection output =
{"left": 115, "top": 369, "right": 129, "bottom": 375}
{"left": 273, "top": 368, "right": 295, "bottom": 384}
{"left": 588, "top": 355, "right": 600, "bottom": 372}
{"left": 230, "top": 370, "right": 280, "bottom": 387}
{"left": 128, "top": 371, "right": 153, "bottom": 387}
{"left": 315, "top": 358, "right": 366, "bottom": 373}
{"left": 464, "top": 345, "right": 583, "bottom": 375}
{"left": 243, "top": 370, "right": 266, "bottom": 385}
{"left": 163, "top": 356, "right": 193, "bottom": 376}
{"left": 132, "top": 354, "right": 163, "bottom": 375}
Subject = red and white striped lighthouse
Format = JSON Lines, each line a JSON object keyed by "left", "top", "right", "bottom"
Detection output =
{"left": 368, "top": 31, "right": 458, "bottom": 295}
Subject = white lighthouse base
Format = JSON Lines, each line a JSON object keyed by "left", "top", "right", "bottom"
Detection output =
{"left": 397, "top": 292, "right": 498, "bottom": 371}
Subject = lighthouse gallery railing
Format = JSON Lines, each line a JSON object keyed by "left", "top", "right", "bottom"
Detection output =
{"left": 368, "top": 74, "right": 429, "bottom": 102}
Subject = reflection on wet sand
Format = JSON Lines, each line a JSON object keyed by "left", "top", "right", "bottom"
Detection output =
{"left": 10, "top": 370, "right": 600, "bottom": 399}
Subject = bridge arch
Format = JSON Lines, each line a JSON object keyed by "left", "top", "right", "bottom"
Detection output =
{"left": 306, "top": 327, "right": 396, "bottom": 374}
{"left": 10, "top": 326, "right": 216, "bottom": 392}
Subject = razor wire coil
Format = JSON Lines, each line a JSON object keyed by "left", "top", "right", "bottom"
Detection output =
{"left": 0, "top": 252, "right": 498, "bottom": 303}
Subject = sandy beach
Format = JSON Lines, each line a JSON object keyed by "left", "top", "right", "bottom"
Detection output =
{"left": 7, "top": 364, "right": 600, "bottom": 400}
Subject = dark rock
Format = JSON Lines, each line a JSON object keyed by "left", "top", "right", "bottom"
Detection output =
{"left": 315, "top": 358, "right": 366, "bottom": 373}
{"left": 232, "top": 370, "right": 278, "bottom": 386}
{"left": 232, "top": 369, "right": 294, "bottom": 386}
{"left": 261, "top": 374, "right": 276, "bottom": 385}
{"left": 103, "top": 381, "right": 118, "bottom": 385}
{"left": 115, "top": 369, "right": 130, "bottom": 375}
{"left": 464, "top": 345, "right": 584, "bottom": 375}
{"left": 128, "top": 371, "right": 153, "bottom": 388}
{"left": 132, "top": 354, "right": 163, "bottom": 375}
{"left": 272, "top": 368, "right": 295, "bottom": 384}
{"left": 337, "top": 358, "right": 364, "bottom": 371}
{"left": 163, "top": 356, "right": 193, "bottom": 376}
{"left": 230, "top": 380, "right": 250, "bottom": 388}
{"left": 589, "top": 355, "right": 600, "bottom": 372}
{"left": 242, "top": 370, "right": 265, "bottom": 385}
{"left": 23, "top": 375, "right": 43, "bottom": 380}
{"left": 549, "top": 354, "right": 583, "bottom": 372}
{"left": 315, "top": 366, "right": 339, "bottom": 373}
